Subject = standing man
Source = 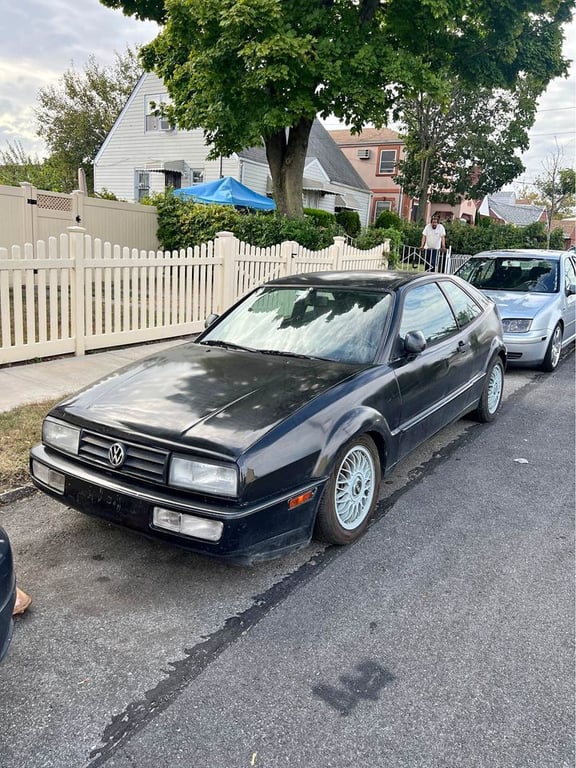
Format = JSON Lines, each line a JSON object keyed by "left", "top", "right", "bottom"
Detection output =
{"left": 420, "top": 215, "right": 446, "bottom": 271}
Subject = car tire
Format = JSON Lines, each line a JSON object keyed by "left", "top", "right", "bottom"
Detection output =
{"left": 541, "top": 324, "right": 562, "bottom": 372}
{"left": 314, "top": 435, "right": 381, "bottom": 546}
{"left": 471, "top": 356, "right": 504, "bottom": 423}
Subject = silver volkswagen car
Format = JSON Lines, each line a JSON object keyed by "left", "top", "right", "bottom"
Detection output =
{"left": 457, "top": 249, "right": 576, "bottom": 371}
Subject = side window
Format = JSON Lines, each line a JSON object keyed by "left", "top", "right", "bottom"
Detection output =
{"left": 565, "top": 259, "right": 576, "bottom": 291}
{"left": 439, "top": 281, "right": 483, "bottom": 327}
{"left": 378, "top": 150, "right": 396, "bottom": 174}
{"left": 145, "top": 94, "right": 172, "bottom": 131}
{"left": 135, "top": 171, "right": 150, "bottom": 202}
{"left": 399, "top": 283, "right": 458, "bottom": 344}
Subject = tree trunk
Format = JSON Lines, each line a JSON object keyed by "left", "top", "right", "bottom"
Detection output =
{"left": 414, "top": 153, "right": 432, "bottom": 222}
{"left": 265, "top": 117, "right": 313, "bottom": 218}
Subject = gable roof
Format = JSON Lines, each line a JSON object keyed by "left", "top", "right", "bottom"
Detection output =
{"left": 329, "top": 127, "right": 402, "bottom": 146}
{"left": 239, "top": 120, "right": 370, "bottom": 191}
{"left": 482, "top": 195, "right": 546, "bottom": 226}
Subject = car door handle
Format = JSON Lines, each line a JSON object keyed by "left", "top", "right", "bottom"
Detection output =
{"left": 457, "top": 340, "right": 469, "bottom": 353}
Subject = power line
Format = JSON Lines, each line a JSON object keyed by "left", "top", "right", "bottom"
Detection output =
{"left": 527, "top": 130, "right": 576, "bottom": 136}
{"left": 536, "top": 106, "right": 576, "bottom": 112}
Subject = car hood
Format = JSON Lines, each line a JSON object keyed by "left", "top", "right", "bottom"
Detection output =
{"left": 52, "top": 342, "right": 365, "bottom": 458}
{"left": 482, "top": 290, "right": 556, "bottom": 319}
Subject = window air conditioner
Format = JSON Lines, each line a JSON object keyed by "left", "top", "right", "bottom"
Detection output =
{"left": 357, "top": 148, "right": 371, "bottom": 159}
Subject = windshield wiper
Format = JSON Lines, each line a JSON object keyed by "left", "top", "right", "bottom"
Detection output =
{"left": 199, "top": 339, "right": 256, "bottom": 352}
{"left": 257, "top": 348, "right": 323, "bottom": 361}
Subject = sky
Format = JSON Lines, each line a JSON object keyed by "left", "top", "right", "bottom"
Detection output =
{"left": 0, "top": 0, "right": 574, "bottom": 192}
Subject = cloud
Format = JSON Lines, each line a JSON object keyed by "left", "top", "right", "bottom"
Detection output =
{"left": 0, "top": 0, "right": 157, "bottom": 154}
{"left": 0, "top": 0, "right": 574, "bottom": 188}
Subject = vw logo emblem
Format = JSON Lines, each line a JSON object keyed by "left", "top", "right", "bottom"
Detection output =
{"left": 108, "top": 442, "right": 126, "bottom": 468}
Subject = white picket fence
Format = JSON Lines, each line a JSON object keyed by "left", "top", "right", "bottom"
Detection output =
{"left": 0, "top": 228, "right": 389, "bottom": 365}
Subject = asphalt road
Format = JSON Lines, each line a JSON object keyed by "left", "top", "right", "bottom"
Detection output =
{"left": 0, "top": 358, "right": 574, "bottom": 768}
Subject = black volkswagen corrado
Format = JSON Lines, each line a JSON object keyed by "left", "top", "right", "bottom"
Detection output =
{"left": 30, "top": 271, "right": 505, "bottom": 564}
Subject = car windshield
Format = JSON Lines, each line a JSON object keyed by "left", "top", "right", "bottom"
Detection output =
{"left": 458, "top": 257, "right": 559, "bottom": 293}
{"left": 200, "top": 286, "right": 393, "bottom": 364}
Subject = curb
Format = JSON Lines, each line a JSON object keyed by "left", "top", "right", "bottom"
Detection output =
{"left": 0, "top": 485, "right": 36, "bottom": 505}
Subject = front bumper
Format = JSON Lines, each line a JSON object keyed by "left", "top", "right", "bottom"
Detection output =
{"left": 503, "top": 329, "right": 550, "bottom": 364}
{"left": 30, "top": 445, "right": 324, "bottom": 565}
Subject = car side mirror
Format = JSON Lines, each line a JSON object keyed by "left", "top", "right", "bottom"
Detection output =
{"left": 204, "top": 313, "right": 219, "bottom": 328}
{"left": 566, "top": 285, "right": 576, "bottom": 296}
{"left": 404, "top": 330, "right": 427, "bottom": 355}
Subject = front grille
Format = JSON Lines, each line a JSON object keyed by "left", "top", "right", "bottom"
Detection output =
{"left": 507, "top": 352, "right": 523, "bottom": 359}
{"left": 79, "top": 430, "right": 169, "bottom": 483}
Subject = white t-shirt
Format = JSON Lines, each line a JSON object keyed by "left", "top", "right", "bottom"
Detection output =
{"left": 422, "top": 223, "right": 446, "bottom": 250}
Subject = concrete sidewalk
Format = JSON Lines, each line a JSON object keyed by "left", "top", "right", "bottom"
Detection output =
{"left": 0, "top": 339, "right": 187, "bottom": 413}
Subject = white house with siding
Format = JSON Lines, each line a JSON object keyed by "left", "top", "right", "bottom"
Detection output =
{"left": 94, "top": 72, "right": 372, "bottom": 226}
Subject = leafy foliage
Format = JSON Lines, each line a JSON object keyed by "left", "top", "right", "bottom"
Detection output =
{"left": 394, "top": 79, "right": 558, "bottom": 221}
{"left": 354, "top": 227, "right": 402, "bottom": 266}
{"left": 388, "top": 218, "right": 565, "bottom": 254}
{"left": 100, "top": 0, "right": 574, "bottom": 217}
{"left": 442, "top": 220, "right": 563, "bottom": 254}
{"left": 374, "top": 209, "right": 403, "bottom": 231}
{"left": 0, "top": 141, "right": 70, "bottom": 190}
{"left": 34, "top": 48, "right": 142, "bottom": 193}
{"left": 153, "top": 193, "right": 343, "bottom": 251}
{"left": 335, "top": 210, "right": 361, "bottom": 237}
{"left": 532, "top": 145, "right": 575, "bottom": 245}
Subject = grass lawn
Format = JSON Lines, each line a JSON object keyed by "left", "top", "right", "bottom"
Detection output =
{"left": 0, "top": 399, "right": 62, "bottom": 493}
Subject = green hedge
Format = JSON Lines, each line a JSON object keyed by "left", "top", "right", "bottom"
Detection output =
{"left": 353, "top": 227, "right": 402, "bottom": 266}
{"left": 153, "top": 194, "right": 345, "bottom": 251}
{"left": 153, "top": 192, "right": 564, "bottom": 258}
{"left": 397, "top": 218, "right": 565, "bottom": 254}
{"left": 335, "top": 209, "right": 361, "bottom": 237}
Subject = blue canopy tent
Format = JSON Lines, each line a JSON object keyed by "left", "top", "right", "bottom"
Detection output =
{"left": 173, "top": 176, "right": 275, "bottom": 211}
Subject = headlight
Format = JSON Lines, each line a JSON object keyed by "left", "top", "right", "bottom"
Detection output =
{"left": 42, "top": 418, "right": 80, "bottom": 454}
{"left": 169, "top": 456, "right": 238, "bottom": 497}
{"left": 502, "top": 318, "right": 533, "bottom": 333}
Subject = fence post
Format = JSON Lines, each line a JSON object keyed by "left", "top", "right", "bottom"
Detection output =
{"left": 19, "top": 182, "right": 38, "bottom": 248}
{"left": 382, "top": 238, "right": 390, "bottom": 268}
{"left": 68, "top": 226, "right": 87, "bottom": 356}
{"left": 214, "top": 231, "right": 238, "bottom": 313}
{"left": 280, "top": 240, "right": 298, "bottom": 276}
{"left": 332, "top": 236, "right": 346, "bottom": 270}
{"left": 71, "top": 190, "right": 85, "bottom": 229}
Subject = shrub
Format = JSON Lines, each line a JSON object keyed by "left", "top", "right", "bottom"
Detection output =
{"left": 444, "top": 218, "right": 561, "bottom": 255}
{"left": 353, "top": 227, "right": 401, "bottom": 266}
{"left": 153, "top": 193, "right": 344, "bottom": 251}
{"left": 335, "top": 209, "right": 361, "bottom": 237}
{"left": 374, "top": 209, "right": 403, "bottom": 230}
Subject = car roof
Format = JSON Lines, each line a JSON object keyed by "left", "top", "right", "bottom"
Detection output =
{"left": 264, "top": 270, "right": 431, "bottom": 291}
{"left": 471, "top": 249, "right": 564, "bottom": 261}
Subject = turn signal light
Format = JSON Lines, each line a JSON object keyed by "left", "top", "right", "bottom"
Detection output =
{"left": 288, "top": 490, "right": 315, "bottom": 509}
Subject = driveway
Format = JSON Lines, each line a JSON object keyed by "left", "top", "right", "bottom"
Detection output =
{"left": 0, "top": 361, "right": 573, "bottom": 768}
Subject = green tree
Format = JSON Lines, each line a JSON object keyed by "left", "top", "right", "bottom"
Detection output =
{"left": 533, "top": 144, "right": 576, "bottom": 246}
{"left": 34, "top": 48, "right": 142, "bottom": 193}
{"left": 0, "top": 141, "right": 70, "bottom": 190}
{"left": 101, "top": 0, "right": 574, "bottom": 217}
{"left": 394, "top": 80, "right": 547, "bottom": 222}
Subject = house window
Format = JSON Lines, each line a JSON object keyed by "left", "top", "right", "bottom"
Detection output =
{"left": 145, "top": 94, "right": 172, "bottom": 132}
{"left": 378, "top": 150, "right": 396, "bottom": 175}
{"left": 191, "top": 170, "right": 204, "bottom": 185}
{"left": 136, "top": 172, "right": 150, "bottom": 201}
{"left": 374, "top": 200, "right": 391, "bottom": 222}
